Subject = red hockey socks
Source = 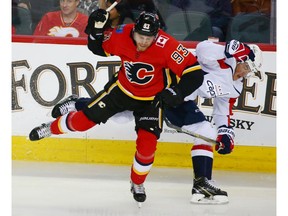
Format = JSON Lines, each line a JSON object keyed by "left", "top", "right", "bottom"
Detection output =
{"left": 50, "top": 111, "right": 96, "bottom": 134}
{"left": 131, "top": 129, "right": 157, "bottom": 185}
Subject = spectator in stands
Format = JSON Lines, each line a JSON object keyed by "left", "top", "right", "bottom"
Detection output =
{"left": 126, "top": 0, "right": 166, "bottom": 29}
{"left": 27, "top": 0, "right": 60, "bottom": 32}
{"left": 97, "top": 0, "right": 106, "bottom": 9}
{"left": 97, "top": 0, "right": 134, "bottom": 25}
{"left": 78, "top": 0, "right": 99, "bottom": 15}
{"left": 231, "top": 0, "right": 271, "bottom": 15}
{"left": 12, "top": 0, "right": 18, "bottom": 34}
{"left": 33, "top": 0, "right": 88, "bottom": 37}
{"left": 108, "top": 0, "right": 134, "bottom": 25}
{"left": 18, "top": 0, "right": 31, "bottom": 10}
{"left": 206, "top": 0, "right": 232, "bottom": 42}
{"left": 12, "top": 0, "right": 33, "bottom": 35}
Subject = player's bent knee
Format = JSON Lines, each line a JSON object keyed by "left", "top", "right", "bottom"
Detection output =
{"left": 68, "top": 111, "right": 96, "bottom": 131}
{"left": 136, "top": 128, "right": 157, "bottom": 157}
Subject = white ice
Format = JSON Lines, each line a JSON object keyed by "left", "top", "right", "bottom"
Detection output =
{"left": 12, "top": 161, "right": 276, "bottom": 216}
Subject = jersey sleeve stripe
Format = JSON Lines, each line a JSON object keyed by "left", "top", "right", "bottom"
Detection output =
{"left": 182, "top": 64, "right": 202, "bottom": 75}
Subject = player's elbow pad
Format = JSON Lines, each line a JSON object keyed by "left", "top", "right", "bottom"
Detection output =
{"left": 87, "top": 35, "right": 106, "bottom": 56}
{"left": 177, "top": 69, "right": 204, "bottom": 97}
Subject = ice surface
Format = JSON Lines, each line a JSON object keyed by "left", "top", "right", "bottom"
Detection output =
{"left": 12, "top": 161, "right": 276, "bottom": 216}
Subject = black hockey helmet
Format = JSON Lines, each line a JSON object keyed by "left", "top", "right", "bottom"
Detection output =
{"left": 134, "top": 11, "right": 160, "bottom": 36}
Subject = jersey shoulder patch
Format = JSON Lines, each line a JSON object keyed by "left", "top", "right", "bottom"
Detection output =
{"left": 115, "top": 24, "right": 125, "bottom": 33}
{"left": 156, "top": 35, "right": 169, "bottom": 48}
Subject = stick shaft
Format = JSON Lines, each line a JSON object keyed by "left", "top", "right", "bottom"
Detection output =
{"left": 94, "top": 0, "right": 121, "bottom": 28}
{"left": 106, "top": 0, "right": 120, "bottom": 12}
{"left": 164, "top": 117, "right": 218, "bottom": 145}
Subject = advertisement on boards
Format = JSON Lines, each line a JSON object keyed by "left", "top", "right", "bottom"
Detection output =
{"left": 12, "top": 42, "right": 276, "bottom": 147}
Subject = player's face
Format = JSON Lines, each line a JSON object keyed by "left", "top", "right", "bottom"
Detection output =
{"left": 60, "top": 0, "right": 79, "bottom": 15}
{"left": 233, "top": 62, "right": 252, "bottom": 80}
{"left": 133, "top": 32, "right": 155, "bottom": 52}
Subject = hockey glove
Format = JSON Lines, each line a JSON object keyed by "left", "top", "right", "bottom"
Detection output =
{"left": 215, "top": 125, "right": 235, "bottom": 154}
{"left": 154, "top": 87, "right": 183, "bottom": 109}
{"left": 224, "top": 40, "right": 255, "bottom": 63}
{"left": 85, "top": 9, "right": 110, "bottom": 38}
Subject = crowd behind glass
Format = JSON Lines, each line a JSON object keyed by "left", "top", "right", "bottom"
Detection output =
{"left": 12, "top": 0, "right": 276, "bottom": 44}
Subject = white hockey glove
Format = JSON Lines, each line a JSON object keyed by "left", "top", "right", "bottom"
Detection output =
{"left": 215, "top": 125, "right": 235, "bottom": 154}
{"left": 85, "top": 9, "right": 110, "bottom": 38}
{"left": 224, "top": 40, "right": 255, "bottom": 63}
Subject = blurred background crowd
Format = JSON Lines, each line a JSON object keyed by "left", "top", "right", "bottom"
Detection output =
{"left": 12, "top": 0, "right": 276, "bottom": 44}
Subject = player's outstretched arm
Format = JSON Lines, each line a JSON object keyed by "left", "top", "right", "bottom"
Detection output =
{"left": 85, "top": 9, "right": 110, "bottom": 56}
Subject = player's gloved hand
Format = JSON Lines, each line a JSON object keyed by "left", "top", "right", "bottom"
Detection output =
{"left": 224, "top": 40, "right": 255, "bottom": 63}
{"left": 154, "top": 87, "right": 183, "bottom": 109}
{"left": 215, "top": 125, "right": 235, "bottom": 154}
{"left": 85, "top": 9, "right": 110, "bottom": 37}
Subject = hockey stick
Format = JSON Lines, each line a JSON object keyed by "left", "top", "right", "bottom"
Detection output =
{"left": 106, "top": 0, "right": 121, "bottom": 12}
{"left": 163, "top": 116, "right": 218, "bottom": 145}
{"left": 94, "top": 0, "right": 121, "bottom": 27}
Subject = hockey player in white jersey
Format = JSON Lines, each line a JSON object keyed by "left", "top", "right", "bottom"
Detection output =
{"left": 35, "top": 39, "right": 263, "bottom": 205}
{"left": 165, "top": 39, "right": 263, "bottom": 204}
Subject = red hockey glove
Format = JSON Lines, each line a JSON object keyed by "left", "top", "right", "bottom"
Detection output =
{"left": 85, "top": 9, "right": 110, "bottom": 37}
{"left": 224, "top": 40, "right": 255, "bottom": 63}
{"left": 215, "top": 125, "right": 235, "bottom": 154}
{"left": 154, "top": 87, "right": 183, "bottom": 109}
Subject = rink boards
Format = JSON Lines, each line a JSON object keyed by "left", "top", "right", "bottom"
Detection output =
{"left": 11, "top": 36, "right": 276, "bottom": 173}
{"left": 12, "top": 136, "right": 275, "bottom": 172}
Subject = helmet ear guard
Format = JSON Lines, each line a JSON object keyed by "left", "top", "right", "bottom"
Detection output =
{"left": 245, "top": 44, "right": 263, "bottom": 77}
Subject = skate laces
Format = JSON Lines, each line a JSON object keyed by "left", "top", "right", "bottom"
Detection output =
{"left": 132, "top": 183, "right": 145, "bottom": 194}
{"left": 36, "top": 123, "right": 52, "bottom": 138}
{"left": 205, "top": 179, "right": 221, "bottom": 191}
{"left": 59, "top": 100, "right": 76, "bottom": 115}
{"left": 195, "top": 177, "right": 220, "bottom": 191}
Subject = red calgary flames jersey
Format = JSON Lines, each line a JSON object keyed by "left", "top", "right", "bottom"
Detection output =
{"left": 102, "top": 24, "right": 200, "bottom": 100}
{"left": 33, "top": 11, "right": 88, "bottom": 37}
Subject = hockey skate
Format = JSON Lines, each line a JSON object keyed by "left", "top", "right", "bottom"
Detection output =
{"left": 130, "top": 182, "right": 146, "bottom": 207}
{"left": 29, "top": 122, "right": 52, "bottom": 141}
{"left": 190, "top": 177, "right": 229, "bottom": 204}
{"left": 51, "top": 95, "right": 78, "bottom": 118}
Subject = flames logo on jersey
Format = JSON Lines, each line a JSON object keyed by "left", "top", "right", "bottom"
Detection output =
{"left": 48, "top": 26, "right": 80, "bottom": 37}
{"left": 124, "top": 61, "right": 154, "bottom": 85}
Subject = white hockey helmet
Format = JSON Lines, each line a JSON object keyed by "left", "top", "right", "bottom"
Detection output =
{"left": 245, "top": 44, "right": 263, "bottom": 77}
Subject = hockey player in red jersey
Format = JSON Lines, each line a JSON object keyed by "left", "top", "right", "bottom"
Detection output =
{"left": 29, "top": 10, "right": 204, "bottom": 204}
{"left": 33, "top": 0, "right": 88, "bottom": 37}
{"left": 47, "top": 38, "right": 263, "bottom": 205}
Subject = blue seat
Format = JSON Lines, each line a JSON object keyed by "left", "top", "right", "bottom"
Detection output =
{"left": 164, "top": 11, "right": 213, "bottom": 41}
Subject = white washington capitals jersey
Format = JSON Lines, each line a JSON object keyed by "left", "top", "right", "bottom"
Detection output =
{"left": 185, "top": 40, "right": 244, "bottom": 127}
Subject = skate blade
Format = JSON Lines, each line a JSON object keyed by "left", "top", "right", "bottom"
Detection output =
{"left": 135, "top": 201, "right": 142, "bottom": 208}
{"left": 190, "top": 194, "right": 229, "bottom": 205}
